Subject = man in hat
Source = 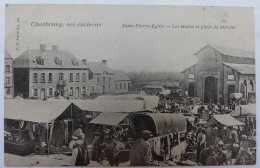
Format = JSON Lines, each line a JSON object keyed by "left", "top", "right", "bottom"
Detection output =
{"left": 129, "top": 130, "right": 153, "bottom": 166}
{"left": 199, "top": 145, "right": 216, "bottom": 165}
{"left": 229, "top": 127, "right": 239, "bottom": 144}
{"left": 196, "top": 129, "right": 206, "bottom": 162}
{"left": 223, "top": 126, "right": 231, "bottom": 144}
{"left": 240, "top": 135, "right": 250, "bottom": 150}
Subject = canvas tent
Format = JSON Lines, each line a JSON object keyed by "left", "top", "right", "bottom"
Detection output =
{"left": 94, "top": 94, "right": 159, "bottom": 111}
{"left": 160, "top": 89, "right": 171, "bottom": 95}
{"left": 4, "top": 99, "right": 89, "bottom": 153}
{"left": 230, "top": 104, "right": 256, "bottom": 117}
{"left": 73, "top": 94, "right": 159, "bottom": 113}
{"left": 204, "top": 114, "right": 245, "bottom": 127}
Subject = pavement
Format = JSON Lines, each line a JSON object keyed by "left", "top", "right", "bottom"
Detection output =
{"left": 4, "top": 153, "right": 130, "bottom": 167}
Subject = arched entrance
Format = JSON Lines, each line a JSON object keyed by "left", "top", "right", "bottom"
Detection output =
{"left": 204, "top": 76, "right": 218, "bottom": 103}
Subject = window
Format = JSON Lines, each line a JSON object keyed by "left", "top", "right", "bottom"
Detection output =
{"left": 33, "top": 73, "right": 38, "bottom": 83}
{"left": 115, "top": 83, "right": 118, "bottom": 90}
{"left": 6, "top": 88, "right": 10, "bottom": 95}
{"left": 5, "top": 77, "right": 10, "bottom": 85}
{"left": 48, "top": 73, "right": 52, "bottom": 82}
{"left": 188, "top": 74, "right": 194, "bottom": 79}
{"left": 82, "top": 73, "right": 86, "bottom": 82}
{"left": 124, "top": 83, "right": 126, "bottom": 90}
{"left": 97, "top": 77, "right": 99, "bottom": 82}
{"left": 33, "top": 89, "right": 38, "bottom": 97}
{"left": 109, "top": 85, "right": 111, "bottom": 91}
{"left": 49, "top": 88, "right": 53, "bottom": 97}
{"left": 103, "top": 86, "right": 105, "bottom": 92}
{"left": 5, "top": 65, "right": 10, "bottom": 73}
{"left": 103, "top": 77, "right": 105, "bottom": 83}
{"left": 70, "top": 73, "right": 73, "bottom": 82}
{"left": 109, "top": 77, "right": 111, "bottom": 82}
{"left": 76, "top": 73, "right": 80, "bottom": 82}
{"left": 36, "top": 57, "right": 44, "bottom": 65}
{"left": 59, "top": 73, "right": 64, "bottom": 80}
{"left": 41, "top": 73, "right": 45, "bottom": 83}
{"left": 228, "top": 75, "right": 235, "bottom": 80}
{"left": 120, "top": 83, "right": 122, "bottom": 89}
{"left": 69, "top": 87, "right": 73, "bottom": 96}
{"left": 82, "top": 87, "right": 86, "bottom": 94}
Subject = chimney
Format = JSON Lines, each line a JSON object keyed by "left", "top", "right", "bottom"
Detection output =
{"left": 40, "top": 44, "right": 47, "bottom": 51}
{"left": 52, "top": 45, "right": 59, "bottom": 51}
{"left": 102, "top": 59, "right": 107, "bottom": 65}
{"left": 82, "top": 58, "right": 87, "bottom": 65}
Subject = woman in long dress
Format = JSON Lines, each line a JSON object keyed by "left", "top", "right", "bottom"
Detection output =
{"left": 69, "top": 136, "right": 79, "bottom": 166}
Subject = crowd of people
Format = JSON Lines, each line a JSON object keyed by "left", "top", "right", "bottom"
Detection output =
{"left": 67, "top": 96, "right": 255, "bottom": 166}
{"left": 185, "top": 101, "right": 256, "bottom": 165}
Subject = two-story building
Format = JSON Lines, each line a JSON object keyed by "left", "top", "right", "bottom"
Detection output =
{"left": 87, "top": 60, "right": 114, "bottom": 94}
{"left": 182, "top": 44, "right": 255, "bottom": 104}
{"left": 13, "top": 44, "right": 90, "bottom": 99}
{"left": 4, "top": 49, "right": 14, "bottom": 99}
{"left": 113, "top": 70, "right": 131, "bottom": 94}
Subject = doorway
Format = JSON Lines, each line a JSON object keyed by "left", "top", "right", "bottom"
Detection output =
{"left": 188, "top": 82, "right": 195, "bottom": 97}
{"left": 75, "top": 87, "right": 79, "bottom": 99}
{"left": 204, "top": 76, "right": 218, "bottom": 103}
{"left": 40, "top": 89, "right": 45, "bottom": 100}
{"left": 228, "top": 85, "right": 235, "bottom": 98}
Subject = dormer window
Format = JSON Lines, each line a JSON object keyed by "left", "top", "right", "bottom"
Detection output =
{"left": 36, "top": 56, "right": 44, "bottom": 65}
{"left": 71, "top": 58, "right": 78, "bottom": 66}
{"left": 54, "top": 57, "right": 62, "bottom": 66}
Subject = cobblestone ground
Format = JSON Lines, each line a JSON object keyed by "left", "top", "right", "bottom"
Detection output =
{"left": 5, "top": 153, "right": 197, "bottom": 167}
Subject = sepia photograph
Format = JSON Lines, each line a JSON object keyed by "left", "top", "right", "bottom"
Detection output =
{"left": 3, "top": 4, "right": 256, "bottom": 167}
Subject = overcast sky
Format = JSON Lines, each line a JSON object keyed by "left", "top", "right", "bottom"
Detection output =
{"left": 5, "top": 4, "right": 254, "bottom": 72}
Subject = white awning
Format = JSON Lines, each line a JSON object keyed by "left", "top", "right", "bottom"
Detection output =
{"left": 5, "top": 99, "right": 71, "bottom": 123}
{"left": 230, "top": 104, "right": 256, "bottom": 117}
{"left": 213, "top": 114, "right": 245, "bottom": 126}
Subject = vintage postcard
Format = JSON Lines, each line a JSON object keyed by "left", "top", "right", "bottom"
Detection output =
{"left": 4, "top": 4, "right": 255, "bottom": 167}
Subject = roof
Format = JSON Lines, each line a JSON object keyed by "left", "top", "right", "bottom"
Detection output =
{"left": 230, "top": 104, "right": 256, "bottom": 117}
{"left": 211, "top": 44, "right": 255, "bottom": 59}
{"left": 13, "top": 49, "right": 88, "bottom": 69}
{"left": 133, "top": 113, "right": 187, "bottom": 136}
{"left": 181, "top": 63, "right": 197, "bottom": 73}
{"left": 113, "top": 70, "right": 131, "bottom": 81}
{"left": 160, "top": 89, "right": 171, "bottom": 95}
{"left": 95, "top": 94, "right": 159, "bottom": 111}
{"left": 89, "top": 112, "right": 129, "bottom": 126}
{"left": 213, "top": 114, "right": 245, "bottom": 126}
{"left": 87, "top": 62, "right": 113, "bottom": 74}
{"left": 5, "top": 49, "right": 13, "bottom": 59}
{"left": 223, "top": 62, "right": 255, "bottom": 75}
{"left": 195, "top": 44, "right": 255, "bottom": 59}
{"left": 142, "top": 85, "right": 164, "bottom": 89}
{"left": 72, "top": 99, "right": 146, "bottom": 113}
{"left": 4, "top": 99, "right": 72, "bottom": 123}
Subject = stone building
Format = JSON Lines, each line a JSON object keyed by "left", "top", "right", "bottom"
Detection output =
{"left": 13, "top": 44, "right": 90, "bottom": 99}
{"left": 87, "top": 60, "right": 115, "bottom": 94}
{"left": 113, "top": 70, "right": 131, "bottom": 94}
{"left": 182, "top": 44, "right": 255, "bottom": 104}
{"left": 4, "top": 49, "right": 14, "bottom": 99}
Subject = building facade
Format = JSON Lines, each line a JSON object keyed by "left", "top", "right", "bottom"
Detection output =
{"left": 182, "top": 44, "right": 255, "bottom": 104}
{"left": 113, "top": 70, "right": 131, "bottom": 94}
{"left": 87, "top": 60, "right": 115, "bottom": 95}
{"left": 13, "top": 44, "right": 90, "bottom": 99}
{"left": 4, "top": 49, "right": 14, "bottom": 99}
